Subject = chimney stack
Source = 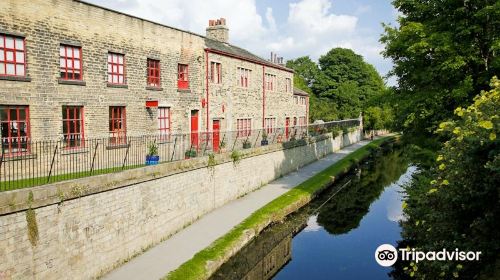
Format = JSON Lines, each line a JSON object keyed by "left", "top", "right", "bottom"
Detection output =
{"left": 206, "top": 18, "right": 229, "bottom": 43}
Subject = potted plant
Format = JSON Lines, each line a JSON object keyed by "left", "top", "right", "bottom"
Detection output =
{"left": 146, "top": 143, "right": 159, "bottom": 165}
{"left": 261, "top": 131, "right": 269, "bottom": 146}
{"left": 185, "top": 148, "right": 197, "bottom": 159}
{"left": 242, "top": 139, "right": 252, "bottom": 149}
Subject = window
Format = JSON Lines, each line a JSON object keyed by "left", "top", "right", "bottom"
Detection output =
{"left": 177, "top": 64, "right": 189, "bottom": 89}
{"left": 285, "top": 78, "right": 291, "bottom": 93}
{"left": 237, "top": 67, "right": 251, "bottom": 88}
{"left": 294, "top": 96, "right": 299, "bottom": 104}
{"left": 62, "top": 106, "right": 84, "bottom": 148}
{"left": 107, "top": 53, "right": 125, "bottom": 84}
{"left": 0, "top": 105, "right": 30, "bottom": 156}
{"left": 147, "top": 59, "right": 161, "bottom": 87}
{"left": 158, "top": 107, "right": 170, "bottom": 140}
{"left": 264, "top": 117, "right": 276, "bottom": 134}
{"left": 265, "top": 73, "right": 276, "bottom": 91}
{"left": 210, "top": 62, "right": 222, "bottom": 84}
{"left": 60, "top": 45, "right": 82, "bottom": 80}
{"left": 237, "top": 118, "right": 251, "bottom": 137}
{"left": 0, "top": 34, "right": 26, "bottom": 77}
{"left": 299, "top": 116, "right": 307, "bottom": 127}
{"left": 300, "top": 97, "right": 307, "bottom": 105}
{"left": 109, "top": 106, "right": 126, "bottom": 145}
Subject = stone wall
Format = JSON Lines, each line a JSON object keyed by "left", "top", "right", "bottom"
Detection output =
{"left": 0, "top": 128, "right": 362, "bottom": 280}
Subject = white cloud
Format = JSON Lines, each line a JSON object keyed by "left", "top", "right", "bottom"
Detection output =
{"left": 86, "top": 0, "right": 392, "bottom": 83}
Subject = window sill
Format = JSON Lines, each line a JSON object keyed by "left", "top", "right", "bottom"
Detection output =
{"left": 107, "top": 83, "right": 128, "bottom": 89}
{"left": 106, "top": 144, "right": 130, "bottom": 150}
{"left": 146, "top": 86, "right": 163, "bottom": 91}
{"left": 177, "top": 88, "right": 191, "bottom": 93}
{"left": 58, "top": 79, "right": 86, "bottom": 86}
{"left": 0, "top": 76, "right": 31, "bottom": 82}
{"left": 61, "top": 148, "right": 89, "bottom": 155}
{"left": 1, "top": 153, "right": 37, "bottom": 162}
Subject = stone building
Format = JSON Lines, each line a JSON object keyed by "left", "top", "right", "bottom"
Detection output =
{"left": 0, "top": 0, "right": 308, "bottom": 156}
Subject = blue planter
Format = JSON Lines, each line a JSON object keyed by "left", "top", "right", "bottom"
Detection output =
{"left": 145, "top": 155, "right": 160, "bottom": 165}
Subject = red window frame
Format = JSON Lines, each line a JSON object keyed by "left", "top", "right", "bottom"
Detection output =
{"left": 109, "top": 106, "right": 126, "bottom": 145}
{"left": 238, "top": 67, "right": 250, "bottom": 88}
{"left": 107, "top": 53, "right": 126, "bottom": 85}
{"left": 265, "top": 73, "right": 276, "bottom": 91}
{"left": 177, "top": 64, "right": 189, "bottom": 89}
{"left": 210, "top": 62, "right": 222, "bottom": 84}
{"left": 0, "top": 34, "right": 26, "bottom": 77}
{"left": 62, "top": 106, "right": 84, "bottom": 149}
{"left": 147, "top": 59, "right": 161, "bottom": 87}
{"left": 264, "top": 117, "right": 276, "bottom": 134}
{"left": 299, "top": 116, "right": 307, "bottom": 126}
{"left": 158, "top": 107, "right": 171, "bottom": 141}
{"left": 237, "top": 118, "right": 251, "bottom": 138}
{"left": 0, "top": 105, "right": 30, "bottom": 157}
{"left": 60, "top": 45, "right": 83, "bottom": 80}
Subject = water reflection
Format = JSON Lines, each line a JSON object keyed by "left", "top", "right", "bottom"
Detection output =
{"left": 211, "top": 145, "right": 414, "bottom": 280}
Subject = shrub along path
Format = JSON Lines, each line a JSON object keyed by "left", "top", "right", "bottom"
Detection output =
{"left": 104, "top": 136, "right": 392, "bottom": 280}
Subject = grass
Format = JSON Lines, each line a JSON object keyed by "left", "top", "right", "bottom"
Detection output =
{"left": 165, "top": 135, "right": 398, "bottom": 280}
{"left": 0, "top": 164, "right": 145, "bottom": 192}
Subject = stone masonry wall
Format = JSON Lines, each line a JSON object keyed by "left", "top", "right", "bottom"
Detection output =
{"left": 0, "top": 129, "right": 362, "bottom": 280}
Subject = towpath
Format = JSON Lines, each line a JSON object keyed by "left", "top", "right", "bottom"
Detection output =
{"left": 104, "top": 139, "right": 372, "bottom": 280}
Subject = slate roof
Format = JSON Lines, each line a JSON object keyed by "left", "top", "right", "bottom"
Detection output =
{"left": 293, "top": 87, "right": 309, "bottom": 96}
{"left": 204, "top": 38, "right": 293, "bottom": 72}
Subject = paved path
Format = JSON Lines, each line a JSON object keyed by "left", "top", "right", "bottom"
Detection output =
{"left": 104, "top": 140, "right": 371, "bottom": 280}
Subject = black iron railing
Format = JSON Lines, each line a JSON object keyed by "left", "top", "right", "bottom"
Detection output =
{"left": 0, "top": 119, "right": 360, "bottom": 192}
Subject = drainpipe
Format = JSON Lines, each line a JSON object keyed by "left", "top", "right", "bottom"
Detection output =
{"left": 262, "top": 65, "right": 265, "bottom": 128}
{"left": 205, "top": 49, "right": 209, "bottom": 132}
{"left": 306, "top": 96, "right": 309, "bottom": 126}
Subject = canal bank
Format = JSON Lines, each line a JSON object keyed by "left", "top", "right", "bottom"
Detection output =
{"left": 157, "top": 135, "right": 397, "bottom": 280}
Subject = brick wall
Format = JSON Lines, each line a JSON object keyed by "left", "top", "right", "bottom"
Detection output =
{"left": 0, "top": 0, "right": 306, "bottom": 145}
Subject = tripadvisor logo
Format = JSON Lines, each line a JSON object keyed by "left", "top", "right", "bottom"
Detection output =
{"left": 375, "top": 244, "right": 482, "bottom": 267}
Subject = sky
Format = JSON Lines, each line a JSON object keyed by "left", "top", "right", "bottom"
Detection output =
{"left": 85, "top": 0, "right": 399, "bottom": 84}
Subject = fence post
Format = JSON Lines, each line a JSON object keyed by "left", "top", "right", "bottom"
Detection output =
{"left": 47, "top": 143, "right": 58, "bottom": 183}
{"left": 231, "top": 133, "right": 238, "bottom": 151}
{"left": 90, "top": 141, "right": 99, "bottom": 175}
{"left": 170, "top": 136, "right": 177, "bottom": 161}
{"left": 121, "top": 140, "right": 132, "bottom": 170}
{"left": 253, "top": 130, "right": 261, "bottom": 147}
{"left": 219, "top": 133, "right": 226, "bottom": 154}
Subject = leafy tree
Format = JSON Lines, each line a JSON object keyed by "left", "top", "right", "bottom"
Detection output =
{"left": 398, "top": 78, "right": 500, "bottom": 279}
{"left": 381, "top": 0, "right": 500, "bottom": 141}
{"left": 287, "top": 48, "right": 386, "bottom": 121}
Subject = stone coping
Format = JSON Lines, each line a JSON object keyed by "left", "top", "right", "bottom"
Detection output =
{"left": 0, "top": 133, "right": 338, "bottom": 216}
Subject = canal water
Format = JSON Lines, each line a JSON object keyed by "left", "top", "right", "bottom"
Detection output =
{"left": 210, "top": 145, "right": 415, "bottom": 280}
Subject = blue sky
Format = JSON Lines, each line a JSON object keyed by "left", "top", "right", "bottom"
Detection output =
{"left": 85, "top": 0, "right": 398, "bottom": 84}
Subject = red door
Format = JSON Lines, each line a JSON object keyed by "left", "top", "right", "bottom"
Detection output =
{"left": 213, "top": 120, "right": 220, "bottom": 153}
{"left": 190, "top": 110, "right": 199, "bottom": 149}
{"left": 285, "top": 117, "right": 290, "bottom": 139}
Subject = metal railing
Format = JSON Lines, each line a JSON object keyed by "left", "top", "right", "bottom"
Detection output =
{"left": 0, "top": 119, "right": 360, "bottom": 192}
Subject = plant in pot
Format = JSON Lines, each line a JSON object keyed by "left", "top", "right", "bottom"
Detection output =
{"left": 261, "top": 131, "right": 269, "bottom": 146}
{"left": 242, "top": 139, "right": 252, "bottom": 149}
{"left": 185, "top": 148, "right": 197, "bottom": 159}
{"left": 146, "top": 143, "right": 159, "bottom": 165}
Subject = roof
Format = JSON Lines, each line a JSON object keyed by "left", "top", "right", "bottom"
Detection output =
{"left": 204, "top": 38, "right": 293, "bottom": 72}
{"left": 75, "top": 1, "right": 293, "bottom": 72}
{"left": 293, "top": 87, "right": 309, "bottom": 96}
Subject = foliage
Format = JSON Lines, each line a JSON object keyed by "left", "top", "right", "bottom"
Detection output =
{"left": 230, "top": 150, "right": 241, "bottom": 164}
{"left": 207, "top": 153, "right": 216, "bottom": 168}
{"left": 398, "top": 78, "right": 500, "bottom": 279}
{"left": 242, "top": 139, "right": 251, "bottom": 149}
{"left": 147, "top": 142, "right": 159, "bottom": 156}
{"left": 185, "top": 149, "right": 197, "bottom": 158}
{"left": 166, "top": 136, "right": 398, "bottom": 280}
{"left": 381, "top": 0, "right": 500, "bottom": 141}
{"left": 287, "top": 48, "right": 386, "bottom": 122}
{"left": 364, "top": 106, "right": 394, "bottom": 131}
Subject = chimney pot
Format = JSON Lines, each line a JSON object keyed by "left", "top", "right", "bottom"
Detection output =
{"left": 206, "top": 17, "right": 229, "bottom": 43}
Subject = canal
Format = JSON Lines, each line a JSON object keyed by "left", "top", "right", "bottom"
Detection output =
{"left": 210, "top": 144, "right": 415, "bottom": 280}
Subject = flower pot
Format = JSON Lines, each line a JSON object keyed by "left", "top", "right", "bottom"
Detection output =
{"left": 242, "top": 142, "right": 251, "bottom": 149}
{"left": 261, "top": 139, "right": 268, "bottom": 146}
{"left": 185, "top": 150, "right": 197, "bottom": 159}
{"left": 145, "top": 155, "right": 160, "bottom": 165}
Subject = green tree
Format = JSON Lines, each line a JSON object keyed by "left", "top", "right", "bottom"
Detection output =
{"left": 399, "top": 78, "right": 500, "bottom": 279}
{"left": 286, "top": 56, "right": 320, "bottom": 87}
{"left": 381, "top": 0, "right": 500, "bottom": 141}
